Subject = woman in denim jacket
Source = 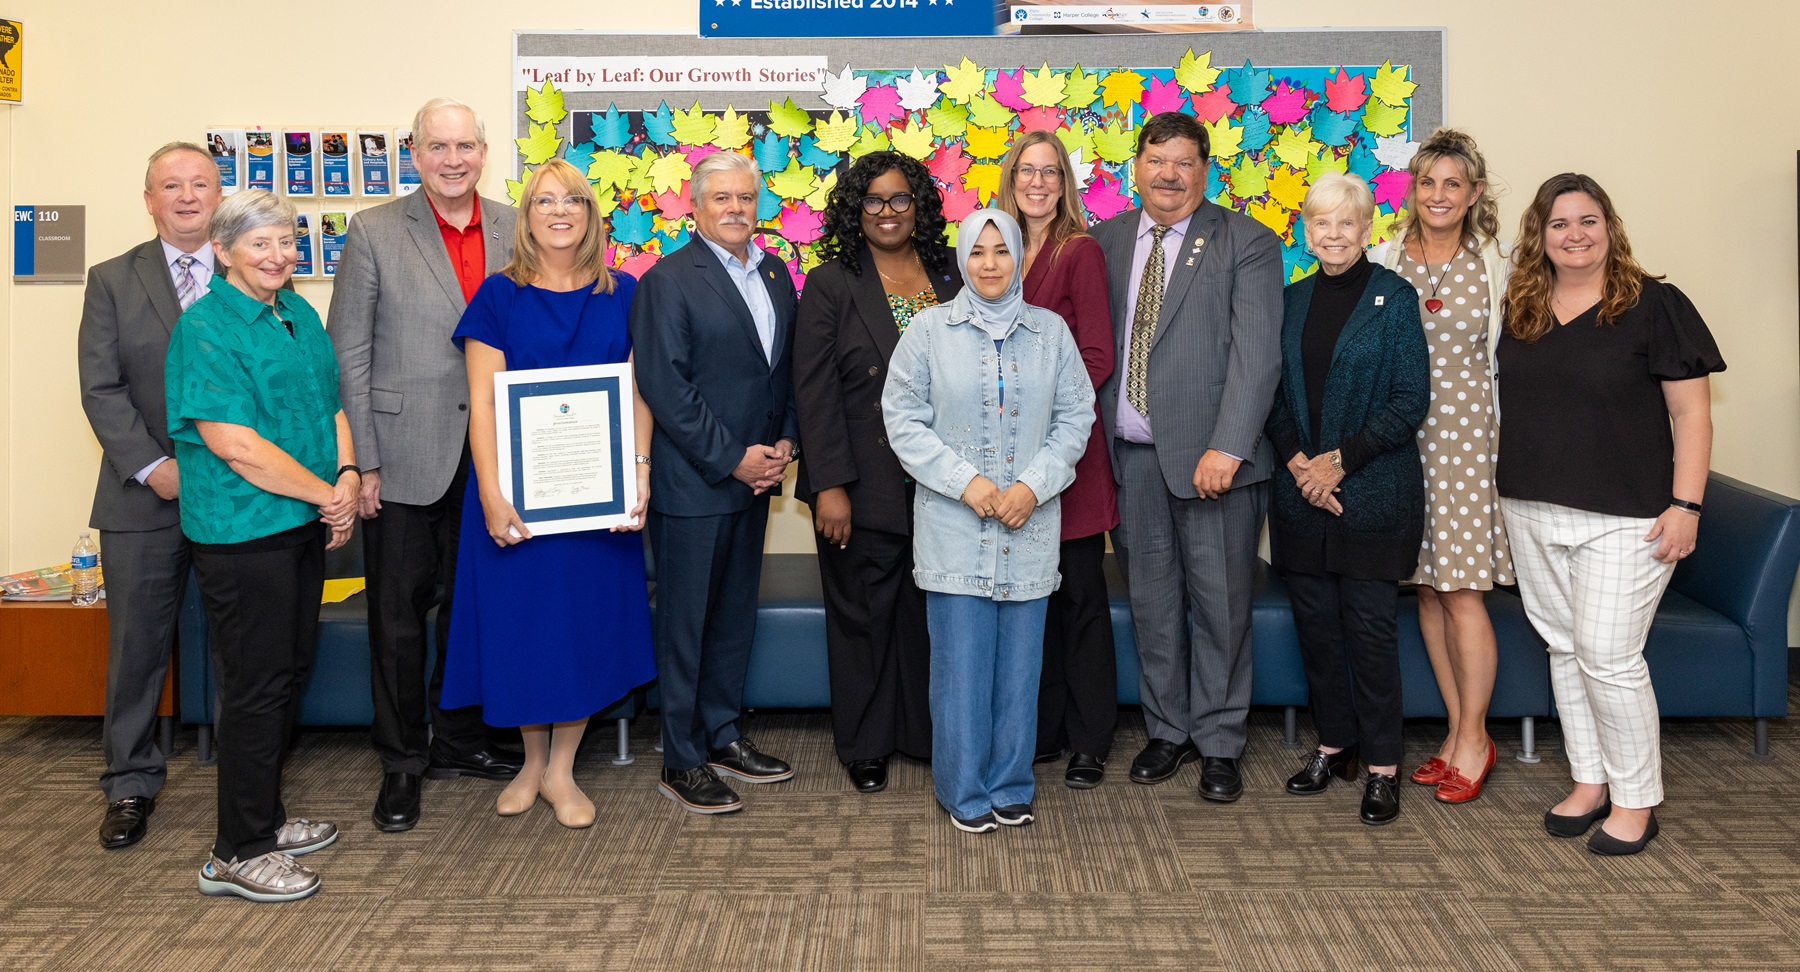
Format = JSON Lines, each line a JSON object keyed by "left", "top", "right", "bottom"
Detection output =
{"left": 882, "top": 209, "right": 1095, "bottom": 834}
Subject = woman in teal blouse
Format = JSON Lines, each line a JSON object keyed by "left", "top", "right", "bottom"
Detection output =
{"left": 165, "top": 189, "right": 358, "bottom": 903}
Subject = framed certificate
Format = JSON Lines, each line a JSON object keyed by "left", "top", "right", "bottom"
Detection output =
{"left": 493, "top": 362, "right": 639, "bottom": 535}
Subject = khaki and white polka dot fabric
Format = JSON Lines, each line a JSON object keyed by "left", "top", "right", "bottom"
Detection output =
{"left": 1400, "top": 253, "right": 1513, "bottom": 591}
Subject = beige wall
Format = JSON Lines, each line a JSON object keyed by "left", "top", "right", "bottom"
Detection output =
{"left": 5, "top": 2, "right": 1798, "bottom": 627}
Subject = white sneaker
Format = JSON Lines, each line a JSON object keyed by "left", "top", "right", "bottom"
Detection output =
{"left": 273, "top": 818, "right": 338, "bottom": 856}
{"left": 197, "top": 852, "right": 320, "bottom": 902}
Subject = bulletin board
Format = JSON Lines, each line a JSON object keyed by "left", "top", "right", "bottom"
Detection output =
{"left": 511, "top": 30, "right": 1444, "bottom": 289}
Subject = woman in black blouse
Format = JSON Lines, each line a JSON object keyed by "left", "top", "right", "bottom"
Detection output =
{"left": 1266, "top": 173, "right": 1429, "bottom": 825}
{"left": 1497, "top": 173, "right": 1724, "bottom": 856}
{"left": 794, "top": 152, "right": 959, "bottom": 794}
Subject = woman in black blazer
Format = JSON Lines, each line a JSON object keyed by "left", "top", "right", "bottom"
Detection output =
{"left": 794, "top": 152, "right": 959, "bottom": 793}
{"left": 1266, "top": 173, "right": 1429, "bottom": 825}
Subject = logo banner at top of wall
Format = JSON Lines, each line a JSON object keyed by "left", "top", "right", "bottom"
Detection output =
{"left": 700, "top": 0, "right": 1001, "bottom": 38}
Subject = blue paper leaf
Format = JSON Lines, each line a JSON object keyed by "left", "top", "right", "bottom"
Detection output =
{"left": 1237, "top": 107, "right": 1273, "bottom": 153}
{"left": 1223, "top": 61, "right": 1271, "bottom": 106}
{"left": 643, "top": 101, "right": 678, "bottom": 147}
{"left": 797, "top": 134, "right": 841, "bottom": 171}
{"left": 612, "top": 200, "right": 656, "bottom": 246}
{"left": 758, "top": 182, "right": 784, "bottom": 221}
{"left": 592, "top": 104, "right": 631, "bottom": 150}
{"left": 1346, "top": 139, "right": 1380, "bottom": 182}
{"left": 1282, "top": 241, "right": 1315, "bottom": 282}
{"left": 654, "top": 221, "right": 691, "bottom": 253}
{"left": 563, "top": 141, "right": 597, "bottom": 177}
{"left": 753, "top": 131, "right": 789, "bottom": 174}
{"left": 1308, "top": 104, "right": 1359, "bottom": 148}
{"left": 1206, "top": 164, "right": 1227, "bottom": 201}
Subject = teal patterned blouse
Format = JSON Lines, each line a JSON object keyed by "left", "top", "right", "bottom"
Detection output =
{"left": 165, "top": 275, "right": 340, "bottom": 545}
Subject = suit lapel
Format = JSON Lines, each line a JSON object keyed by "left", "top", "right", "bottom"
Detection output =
{"left": 1101, "top": 215, "right": 1135, "bottom": 348}
{"left": 761, "top": 256, "right": 796, "bottom": 368}
{"left": 133, "top": 240, "right": 184, "bottom": 333}
{"left": 691, "top": 241, "right": 765, "bottom": 363}
{"left": 1152, "top": 202, "right": 1222, "bottom": 350}
{"left": 1329, "top": 275, "right": 1383, "bottom": 367}
{"left": 479, "top": 197, "right": 512, "bottom": 275}
{"left": 403, "top": 191, "right": 469, "bottom": 311}
{"left": 1281, "top": 277, "right": 1316, "bottom": 446}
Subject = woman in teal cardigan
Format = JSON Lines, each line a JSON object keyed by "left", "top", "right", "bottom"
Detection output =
{"left": 1265, "top": 173, "right": 1429, "bottom": 826}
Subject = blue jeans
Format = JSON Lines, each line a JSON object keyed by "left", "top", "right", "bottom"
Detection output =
{"left": 927, "top": 592, "right": 1048, "bottom": 820}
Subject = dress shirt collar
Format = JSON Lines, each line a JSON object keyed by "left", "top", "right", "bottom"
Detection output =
{"left": 160, "top": 239, "right": 216, "bottom": 274}
{"left": 700, "top": 232, "right": 763, "bottom": 273}
{"left": 1136, "top": 209, "right": 1194, "bottom": 242}
{"left": 426, "top": 193, "right": 483, "bottom": 232}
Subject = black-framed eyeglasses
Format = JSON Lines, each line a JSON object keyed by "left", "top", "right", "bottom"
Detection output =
{"left": 860, "top": 193, "right": 914, "bottom": 215}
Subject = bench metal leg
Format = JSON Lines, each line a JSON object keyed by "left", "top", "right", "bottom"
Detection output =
{"left": 157, "top": 716, "right": 175, "bottom": 757}
{"left": 1515, "top": 716, "right": 1541, "bottom": 763}
{"left": 1281, "top": 706, "right": 1302, "bottom": 750}
{"left": 1753, "top": 718, "right": 1772, "bottom": 759}
{"left": 612, "top": 717, "right": 634, "bottom": 766}
{"left": 197, "top": 724, "right": 215, "bottom": 766}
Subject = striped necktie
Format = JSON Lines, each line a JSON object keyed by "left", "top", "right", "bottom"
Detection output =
{"left": 1125, "top": 224, "right": 1169, "bottom": 416}
{"left": 174, "top": 254, "right": 199, "bottom": 310}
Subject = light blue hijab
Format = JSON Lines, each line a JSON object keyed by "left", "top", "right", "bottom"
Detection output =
{"left": 952, "top": 208, "right": 1026, "bottom": 340}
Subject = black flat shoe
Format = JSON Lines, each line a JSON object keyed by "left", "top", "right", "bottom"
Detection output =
{"left": 846, "top": 758, "right": 888, "bottom": 794}
{"left": 99, "top": 796, "right": 155, "bottom": 850}
{"left": 1130, "top": 739, "right": 1199, "bottom": 784}
{"left": 1065, "top": 753, "right": 1105, "bottom": 790}
{"left": 1285, "top": 746, "right": 1359, "bottom": 796}
{"left": 707, "top": 735, "right": 794, "bottom": 783}
{"left": 1033, "top": 749, "right": 1064, "bottom": 765}
{"left": 1360, "top": 771, "right": 1400, "bottom": 825}
{"left": 373, "top": 772, "right": 421, "bottom": 832}
{"left": 1199, "top": 756, "right": 1244, "bottom": 803}
{"left": 425, "top": 747, "right": 525, "bottom": 781}
{"left": 1544, "top": 799, "right": 1612, "bottom": 838}
{"left": 1588, "top": 812, "right": 1659, "bottom": 856}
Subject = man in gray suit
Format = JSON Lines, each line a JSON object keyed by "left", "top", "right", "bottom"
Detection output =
{"left": 330, "top": 98, "right": 522, "bottom": 833}
{"left": 79, "top": 141, "right": 222, "bottom": 849}
{"left": 1091, "top": 112, "right": 1283, "bottom": 803}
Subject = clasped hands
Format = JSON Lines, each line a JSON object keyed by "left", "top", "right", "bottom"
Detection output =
{"left": 961, "top": 475, "right": 1037, "bottom": 530}
{"left": 732, "top": 440, "right": 795, "bottom": 495}
{"left": 319, "top": 470, "right": 360, "bottom": 550}
{"left": 1289, "top": 451, "right": 1345, "bottom": 516}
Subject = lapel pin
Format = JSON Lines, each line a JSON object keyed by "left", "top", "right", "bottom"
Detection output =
{"left": 1374, "top": 296, "right": 1386, "bottom": 307}
{"left": 1185, "top": 257, "right": 1195, "bottom": 266}
{"left": 1192, "top": 237, "right": 1205, "bottom": 249}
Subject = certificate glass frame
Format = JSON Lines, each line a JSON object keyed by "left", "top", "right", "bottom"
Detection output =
{"left": 493, "top": 362, "right": 638, "bottom": 535}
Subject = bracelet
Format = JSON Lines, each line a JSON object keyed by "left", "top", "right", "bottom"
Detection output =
{"left": 1669, "top": 498, "right": 1703, "bottom": 516}
{"left": 634, "top": 454, "right": 652, "bottom": 469}
{"left": 337, "top": 464, "right": 362, "bottom": 480}
{"left": 1327, "top": 450, "right": 1343, "bottom": 473}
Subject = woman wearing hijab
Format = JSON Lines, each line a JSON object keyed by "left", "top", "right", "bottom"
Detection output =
{"left": 881, "top": 209, "right": 1096, "bottom": 834}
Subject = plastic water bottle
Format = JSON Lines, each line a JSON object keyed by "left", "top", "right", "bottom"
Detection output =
{"left": 71, "top": 532, "right": 100, "bottom": 606}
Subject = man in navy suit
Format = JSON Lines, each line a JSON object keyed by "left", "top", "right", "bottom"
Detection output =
{"left": 630, "top": 151, "right": 800, "bottom": 814}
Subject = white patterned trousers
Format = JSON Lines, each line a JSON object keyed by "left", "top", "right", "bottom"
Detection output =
{"left": 1500, "top": 498, "right": 1674, "bottom": 808}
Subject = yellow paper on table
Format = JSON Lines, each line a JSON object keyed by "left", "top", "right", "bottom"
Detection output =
{"left": 321, "top": 577, "right": 366, "bottom": 604}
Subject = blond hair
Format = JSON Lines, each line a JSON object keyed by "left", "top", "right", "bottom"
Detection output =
{"left": 996, "top": 130, "right": 1088, "bottom": 254}
{"left": 500, "top": 159, "right": 616, "bottom": 294}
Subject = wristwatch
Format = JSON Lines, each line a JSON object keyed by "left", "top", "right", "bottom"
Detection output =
{"left": 1327, "top": 450, "right": 1343, "bottom": 474}
{"left": 634, "top": 454, "right": 652, "bottom": 470}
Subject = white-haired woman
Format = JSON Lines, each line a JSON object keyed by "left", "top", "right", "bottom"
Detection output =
{"left": 1265, "top": 173, "right": 1429, "bottom": 825}
{"left": 166, "top": 188, "right": 357, "bottom": 901}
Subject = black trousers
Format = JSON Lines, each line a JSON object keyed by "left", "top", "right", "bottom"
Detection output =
{"left": 363, "top": 443, "right": 489, "bottom": 774}
{"left": 1282, "top": 569, "right": 1404, "bottom": 766}
{"left": 648, "top": 500, "right": 770, "bottom": 770}
{"left": 817, "top": 523, "right": 931, "bottom": 763}
{"left": 1038, "top": 533, "right": 1118, "bottom": 758}
{"left": 193, "top": 524, "right": 324, "bottom": 862}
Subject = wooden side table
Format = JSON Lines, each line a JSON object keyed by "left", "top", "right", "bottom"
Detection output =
{"left": 0, "top": 601, "right": 177, "bottom": 753}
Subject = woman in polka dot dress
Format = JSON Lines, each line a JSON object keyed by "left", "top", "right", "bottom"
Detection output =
{"left": 1370, "top": 129, "right": 1514, "bottom": 805}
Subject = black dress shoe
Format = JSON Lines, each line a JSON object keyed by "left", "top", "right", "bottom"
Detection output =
{"left": 1588, "top": 812, "right": 1658, "bottom": 856}
{"left": 424, "top": 747, "right": 525, "bottom": 781}
{"left": 1065, "top": 753, "right": 1105, "bottom": 790}
{"left": 660, "top": 766, "right": 743, "bottom": 814}
{"left": 1199, "top": 756, "right": 1244, "bottom": 803}
{"left": 1033, "top": 749, "right": 1064, "bottom": 765}
{"left": 372, "top": 772, "right": 421, "bottom": 832}
{"left": 1129, "top": 739, "right": 1199, "bottom": 784}
{"left": 1544, "top": 799, "right": 1612, "bottom": 838}
{"left": 99, "top": 796, "right": 155, "bottom": 850}
{"left": 1360, "top": 771, "right": 1401, "bottom": 825}
{"left": 1285, "top": 746, "right": 1359, "bottom": 796}
{"left": 708, "top": 735, "right": 794, "bottom": 783}
{"left": 846, "top": 758, "right": 888, "bottom": 794}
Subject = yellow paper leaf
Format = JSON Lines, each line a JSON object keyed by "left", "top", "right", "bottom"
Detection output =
{"left": 593, "top": 192, "right": 620, "bottom": 218}
{"left": 587, "top": 151, "right": 636, "bottom": 192}
{"left": 506, "top": 168, "right": 533, "bottom": 206}
{"left": 1370, "top": 206, "right": 1405, "bottom": 246}
{"left": 813, "top": 110, "right": 860, "bottom": 154}
{"left": 889, "top": 119, "right": 935, "bottom": 160}
{"left": 524, "top": 80, "right": 568, "bottom": 125}
{"left": 848, "top": 126, "right": 891, "bottom": 161}
{"left": 647, "top": 153, "right": 693, "bottom": 196}
{"left": 767, "top": 157, "right": 818, "bottom": 200}
{"left": 1267, "top": 166, "right": 1308, "bottom": 212}
{"left": 1306, "top": 149, "right": 1348, "bottom": 182}
{"left": 1289, "top": 262, "right": 1314, "bottom": 284}
{"left": 670, "top": 101, "right": 717, "bottom": 145}
{"left": 515, "top": 123, "right": 562, "bottom": 166}
{"left": 940, "top": 56, "right": 986, "bottom": 105}
{"left": 1248, "top": 198, "right": 1290, "bottom": 238}
{"left": 625, "top": 153, "right": 657, "bottom": 195}
{"left": 1056, "top": 125, "right": 1095, "bottom": 158}
{"left": 1203, "top": 118, "right": 1242, "bottom": 162}
{"left": 1020, "top": 63, "right": 1065, "bottom": 108}
{"left": 805, "top": 171, "right": 837, "bottom": 212}
{"left": 800, "top": 245, "right": 826, "bottom": 273}
{"left": 1060, "top": 65, "right": 1101, "bottom": 109}
{"left": 964, "top": 162, "right": 1002, "bottom": 204}
{"left": 1227, "top": 157, "right": 1267, "bottom": 198}
{"left": 1362, "top": 99, "right": 1408, "bottom": 138}
{"left": 1173, "top": 49, "right": 1221, "bottom": 93}
{"left": 1369, "top": 61, "right": 1418, "bottom": 108}
{"left": 1091, "top": 121, "right": 1137, "bottom": 165}
{"left": 1270, "top": 125, "right": 1319, "bottom": 170}
{"left": 1099, "top": 70, "right": 1146, "bottom": 110}
{"left": 966, "top": 93, "right": 1016, "bottom": 131}
{"left": 711, "top": 106, "right": 752, "bottom": 149}
{"left": 964, "top": 125, "right": 1012, "bottom": 161}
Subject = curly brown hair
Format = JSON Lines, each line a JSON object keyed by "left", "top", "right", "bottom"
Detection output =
{"left": 815, "top": 151, "right": 951, "bottom": 278}
{"left": 1502, "top": 173, "right": 1659, "bottom": 343}
{"left": 1392, "top": 128, "right": 1501, "bottom": 249}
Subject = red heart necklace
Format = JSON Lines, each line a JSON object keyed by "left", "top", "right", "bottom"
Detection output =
{"left": 1419, "top": 241, "right": 1465, "bottom": 315}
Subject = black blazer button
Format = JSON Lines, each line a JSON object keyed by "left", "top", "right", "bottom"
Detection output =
{"left": 868, "top": 366, "right": 878, "bottom": 377}
{"left": 766, "top": 411, "right": 775, "bottom": 419}
{"left": 877, "top": 436, "right": 887, "bottom": 446}
{"left": 458, "top": 403, "right": 468, "bottom": 411}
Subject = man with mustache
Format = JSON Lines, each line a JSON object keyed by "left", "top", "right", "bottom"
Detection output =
{"left": 1091, "top": 112, "right": 1283, "bottom": 803}
{"left": 630, "top": 151, "right": 801, "bottom": 814}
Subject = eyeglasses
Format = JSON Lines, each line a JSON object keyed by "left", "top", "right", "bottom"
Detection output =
{"left": 860, "top": 193, "right": 914, "bottom": 215}
{"left": 1015, "top": 164, "right": 1063, "bottom": 184}
{"left": 531, "top": 194, "right": 590, "bottom": 214}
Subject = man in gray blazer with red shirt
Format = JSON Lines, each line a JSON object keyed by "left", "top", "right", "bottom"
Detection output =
{"left": 330, "top": 98, "right": 522, "bottom": 833}
{"left": 79, "top": 141, "right": 222, "bottom": 850}
{"left": 1091, "top": 112, "right": 1283, "bottom": 803}
{"left": 630, "top": 151, "right": 800, "bottom": 815}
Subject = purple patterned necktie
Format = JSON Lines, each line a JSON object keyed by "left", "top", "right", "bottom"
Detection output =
{"left": 174, "top": 254, "right": 198, "bottom": 310}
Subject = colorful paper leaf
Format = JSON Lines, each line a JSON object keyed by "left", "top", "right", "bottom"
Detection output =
{"left": 821, "top": 64, "right": 868, "bottom": 110}
{"left": 1261, "top": 81, "right": 1308, "bottom": 126}
{"left": 1020, "top": 63, "right": 1065, "bottom": 109}
{"left": 625, "top": 152, "right": 658, "bottom": 195}
{"left": 767, "top": 157, "right": 818, "bottom": 200}
{"left": 1203, "top": 117, "right": 1243, "bottom": 162}
{"left": 1323, "top": 69, "right": 1368, "bottom": 113}
{"left": 1370, "top": 206, "right": 1404, "bottom": 245}
{"left": 650, "top": 188, "right": 693, "bottom": 220}
{"left": 1141, "top": 77, "right": 1186, "bottom": 117}
{"left": 1098, "top": 70, "right": 1147, "bottom": 110}
{"left": 1362, "top": 98, "right": 1409, "bottom": 138}
{"left": 992, "top": 68, "right": 1031, "bottom": 111}
{"left": 767, "top": 97, "right": 813, "bottom": 138}
{"left": 711, "top": 106, "right": 752, "bottom": 149}
{"left": 964, "top": 162, "right": 1002, "bottom": 204}
{"left": 647, "top": 152, "right": 693, "bottom": 195}
{"left": 926, "top": 101, "right": 970, "bottom": 138}
{"left": 670, "top": 101, "right": 717, "bottom": 146}
{"left": 847, "top": 125, "right": 891, "bottom": 160}
{"left": 1267, "top": 166, "right": 1308, "bottom": 211}
{"left": 1066, "top": 146, "right": 1096, "bottom": 187}
{"left": 591, "top": 104, "right": 631, "bottom": 150}
{"left": 805, "top": 171, "right": 837, "bottom": 212}
{"left": 588, "top": 150, "right": 636, "bottom": 192}
{"left": 1372, "top": 135, "right": 1420, "bottom": 170}
{"left": 1238, "top": 107, "right": 1274, "bottom": 153}
{"left": 1190, "top": 85, "right": 1235, "bottom": 125}
{"left": 1308, "top": 104, "right": 1359, "bottom": 148}
{"left": 797, "top": 133, "right": 841, "bottom": 170}
{"left": 1370, "top": 169, "right": 1412, "bottom": 210}
{"left": 779, "top": 201, "right": 826, "bottom": 244}
{"left": 1174, "top": 49, "right": 1222, "bottom": 93}
{"left": 505, "top": 168, "right": 532, "bottom": 206}
{"left": 939, "top": 179, "right": 980, "bottom": 221}
{"left": 857, "top": 84, "right": 905, "bottom": 127}
{"left": 1091, "top": 120, "right": 1137, "bottom": 164}
{"left": 1369, "top": 61, "right": 1417, "bottom": 108}
{"left": 758, "top": 182, "right": 783, "bottom": 220}
{"left": 895, "top": 67, "right": 941, "bottom": 112}
{"left": 1017, "top": 106, "right": 1064, "bottom": 132}
{"left": 1223, "top": 61, "right": 1272, "bottom": 106}
{"left": 889, "top": 119, "right": 935, "bottom": 160}
{"left": 682, "top": 143, "right": 722, "bottom": 166}
{"left": 1227, "top": 157, "right": 1267, "bottom": 199}
{"left": 1060, "top": 66, "right": 1101, "bottom": 109}
{"left": 1055, "top": 124, "right": 1095, "bottom": 159}
{"left": 1306, "top": 148, "right": 1349, "bottom": 182}
{"left": 525, "top": 80, "right": 568, "bottom": 125}
{"left": 1248, "top": 198, "right": 1290, "bottom": 238}
{"left": 753, "top": 131, "right": 789, "bottom": 173}
{"left": 813, "top": 110, "right": 860, "bottom": 154}
{"left": 643, "top": 102, "right": 678, "bottom": 147}
{"left": 964, "top": 125, "right": 1012, "bottom": 160}
{"left": 1270, "top": 125, "right": 1319, "bottom": 170}
{"left": 939, "top": 56, "right": 986, "bottom": 105}
{"left": 563, "top": 141, "right": 596, "bottom": 178}
{"left": 515, "top": 123, "right": 562, "bottom": 165}
{"left": 966, "top": 93, "right": 1016, "bottom": 131}
{"left": 1346, "top": 140, "right": 1380, "bottom": 182}
{"left": 927, "top": 142, "right": 972, "bottom": 185}
{"left": 1081, "top": 170, "right": 1132, "bottom": 222}
{"left": 612, "top": 200, "right": 655, "bottom": 246}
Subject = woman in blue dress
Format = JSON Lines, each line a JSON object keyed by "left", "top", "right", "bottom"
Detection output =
{"left": 441, "top": 158, "right": 656, "bottom": 828}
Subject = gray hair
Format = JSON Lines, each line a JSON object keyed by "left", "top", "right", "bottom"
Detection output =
{"left": 144, "top": 141, "right": 211, "bottom": 190}
{"left": 209, "top": 189, "right": 298, "bottom": 251}
{"left": 413, "top": 97, "right": 486, "bottom": 144}
{"left": 1300, "top": 172, "right": 1377, "bottom": 223}
{"left": 690, "top": 151, "right": 760, "bottom": 202}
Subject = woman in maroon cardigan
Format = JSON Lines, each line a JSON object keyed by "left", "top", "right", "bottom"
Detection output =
{"left": 998, "top": 131, "right": 1120, "bottom": 788}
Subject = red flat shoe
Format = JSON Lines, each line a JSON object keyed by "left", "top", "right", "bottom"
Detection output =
{"left": 1409, "top": 757, "right": 1449, "bottom": 786}
{"left": 1435, "top": 738, "right": 1497, "bottom": 804}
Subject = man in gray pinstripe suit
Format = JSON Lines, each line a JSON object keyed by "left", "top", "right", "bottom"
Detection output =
{"left": 1091, "top": 112, "right": 1283, "bottom": 802}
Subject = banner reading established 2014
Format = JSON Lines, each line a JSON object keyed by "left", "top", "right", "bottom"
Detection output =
{"left": 700, "top": 0, "right": 1000, "bottom": 38}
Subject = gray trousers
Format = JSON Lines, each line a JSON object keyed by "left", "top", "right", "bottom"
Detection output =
{"left": 98, "top": 523, "right": 191, "bottom": 801}
{"left": 1110, "top": 441, "right": 1264, "bottom": 758}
